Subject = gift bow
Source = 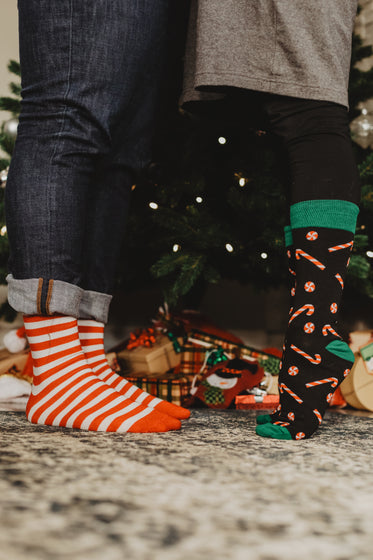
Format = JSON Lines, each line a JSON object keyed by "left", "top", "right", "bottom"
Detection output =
{"left": 126, "top": 328, "right": 156, "bottom": 350}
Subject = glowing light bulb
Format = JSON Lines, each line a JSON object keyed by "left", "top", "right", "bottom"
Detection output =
{"left": 366, "top": 251, "right": 373, "bottom": 258}
{"left": 173, "top": 244, "right": 181, "bottom": 252}
{"left": 239, "top": 178, "right": 246, "bottom": 187}
{"left": 261, "top": 252, "right": 268, "bottom": 259}
{"left": 225, "top": 243, "right": 234, "bottom": 252}
{"left": 218, "top": 136, "right": 227, "bottom": 145}
{"left": 196, "top": 196, "right": 203, "bottom": 203}
{"left": 0, "top": 226, "right": 7, "bottom": 236}
{"left": 149, "top": 202, "right": 158, "bottom": 210}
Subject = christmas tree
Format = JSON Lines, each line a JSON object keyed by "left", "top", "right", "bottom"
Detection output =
{"left": 1, "top": 12, "right": 373, "bottom": 313}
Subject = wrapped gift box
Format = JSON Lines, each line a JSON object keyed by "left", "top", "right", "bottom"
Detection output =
{"left": 117, "top": 335, "right": 181, "bottom": 376}
{"left": 178, "top": 343, "right": 207, "bottom": 376}
{"left": 185, "top": 329, "right": 281, "bottom": 375}
{"left": 125, "top": 372, "right": 191, "bottom": 406}
{"left": 235, "top": 394, "right": 279, "bottom": 410}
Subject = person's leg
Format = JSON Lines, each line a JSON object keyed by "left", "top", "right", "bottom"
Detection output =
{"left": 6, "top": 0, "right": 181, "bottom": 432}
{"left": 256, "top": 95, "right": 360, "bottom": 440}
{"left": 6, "top": 0, "right": 169, "bottom": 321}
{"left": 70, "top": 23, "right": 190, "bottom": 420}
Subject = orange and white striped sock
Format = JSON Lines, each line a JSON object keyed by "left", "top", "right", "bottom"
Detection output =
{"left": 24, "top": 315, "right": 181, "bottom": 433}
{"left": 78, "top": 319, "right": 191, "bottom": 420}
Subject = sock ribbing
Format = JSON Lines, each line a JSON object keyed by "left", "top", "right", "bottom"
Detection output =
{"left": 290, "top": 199, "right": 359, "bottom": 233}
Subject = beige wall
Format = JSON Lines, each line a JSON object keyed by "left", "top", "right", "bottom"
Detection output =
{"left": 0, "top": 1, "right": 19, "bottom": 128}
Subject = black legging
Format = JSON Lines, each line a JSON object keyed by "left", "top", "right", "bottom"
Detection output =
{"left": 261, "top": 94, "right": 361, "bottom": 206}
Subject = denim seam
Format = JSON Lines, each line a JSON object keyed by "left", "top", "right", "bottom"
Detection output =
{"left": 46, "top": 279, "right": 54, "bottom": 315}
{"left": 45, "top": 0, "right": 74, "bottom": 280}
{"left": 37, "top": 278, "right": 43, "bottom": 315}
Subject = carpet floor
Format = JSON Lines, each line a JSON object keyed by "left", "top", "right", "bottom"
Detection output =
{"left": 1, "top": 409, "right": 373, "bottom": 560}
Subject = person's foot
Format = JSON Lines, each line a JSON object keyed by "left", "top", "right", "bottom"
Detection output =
{"left": 255, "top": 200, "right": 357, "bottom": 440}
{"left": 78, "top": 320, "right": 191, "bottom": 420}
{"left": 24, "top": 315, "right": 181, "bottom": 433}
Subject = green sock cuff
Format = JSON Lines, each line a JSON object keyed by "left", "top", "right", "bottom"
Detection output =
{"left": 290, "top": 200, "right": 359, "bottom": 234}
{"left": 284, "top": 225, "right": 293, "bottom": 247}
{"left": 326, "top": 340, "right": 355, "bottom": 363}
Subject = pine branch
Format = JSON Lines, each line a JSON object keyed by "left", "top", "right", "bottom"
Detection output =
{"left": 7, "top": 60, "right": 20, "bottom": 77}
{"left": 0, "top": 97, "right": 21, "bottom": 115}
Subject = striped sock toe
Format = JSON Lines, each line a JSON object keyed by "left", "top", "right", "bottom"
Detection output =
{"left": 78, "top": 320, "right": 191, "bottom": 420}
{"left": 24, "top": 315, "right": 181, "bottom": 433}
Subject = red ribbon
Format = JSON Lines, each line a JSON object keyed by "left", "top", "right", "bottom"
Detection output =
{"left": 126, "top": 328, "right": 156, "bottom": 350}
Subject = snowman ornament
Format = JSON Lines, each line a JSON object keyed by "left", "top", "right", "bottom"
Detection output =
{"left": 192, "top": 357, "right": 264, "bottom": 409}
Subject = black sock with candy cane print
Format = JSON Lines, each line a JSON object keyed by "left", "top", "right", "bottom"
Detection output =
{"left": 257, "top": 225, "right": 295, "bottom": 426}
{"left": 256, "top": 199, "right": 359, "bottom": 440}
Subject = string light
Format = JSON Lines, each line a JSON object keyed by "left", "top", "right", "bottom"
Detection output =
{"left": 196, "top": 196, "right": 203, "bottom": 203}
{"left": 366, "top": 250, "right": 373, "bottom": 258}
{"left": 173, "top": 244, "right": 181, "bottom": 252}
{"left": 149, "top": 202, "right": 158, "bottom": 210}
{"left": 261, "top": 252, "right": 268, "bottom": 259}
{"left": 225, "top": 243, "right": 234, "bottom": 252}
{"left": 0, "top": 226, "right": 7, "bottom": 236}
{"left": 218, "top": 136, "right": 227, "bottom": 145}
{"left": 239, "top": 178, "right": 246, "bottom": 187}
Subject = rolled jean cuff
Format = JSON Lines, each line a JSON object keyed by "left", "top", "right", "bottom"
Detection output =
{"left": 78, "top": 290, "right": 112, "bottom": 324}
{"left": 7, "top": 274, "right": 84, "bottom": 318}
{"left": 6, "top": 275, "right": 112, "bottom": 323}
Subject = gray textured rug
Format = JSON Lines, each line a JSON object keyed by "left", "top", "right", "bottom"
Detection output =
{"left": 1, "top": 409, "right": 373, "bottom": 560}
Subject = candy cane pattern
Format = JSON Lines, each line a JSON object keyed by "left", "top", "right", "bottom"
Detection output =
{"left": 330, "top": 303, "right": 338, "bottom": 314}
{"left": 274, "top": 421, "right": 290, "bottom": 426}
{"left": 328, "top": 241, "right": 353, "bottom": 252}
{"left": 287, "top": 412, "right": 295, "bottom": 421}
{"left": 322, "top": 324, "right": 341, "bottom": 338}
{"left": 290, "top": 344, "right": 322, "bottom": 364}
{"left": 326, "top": 393, "right": 333, "bottom": 403}
{"left": 291, "top": 287, "right": 296, "bottom": 297}
{"left": 306, "top": 231, "right": 318, "bottom": 241}
{"left": 304, "top": 322, "right": 315, "bottom": 334}
{"left": 289, "top": 267, "right": 296, "bottom": 277}
{"left": 335, "top": 273, "right": 344, "bottom": 289}
{"left": 288, "top": 366, "right": 299, "bottom": 376}
{"left": 296, "top": 432, "right": 306, "bottom": 440}
{"left": 304, "top": 281, "right": 315, "bottom": 292}
{"left": 279, "top": 383, "right": 304, "bottom": 404}
{"left": 313, "top": 409, "right": 323, "bottom": 424}
{"left": 296, "top": 249, "right": 326, "bottom": 270}
{"left": 306, "top": 377, "right": 338, "bottom": 389}
{"left": 344, "top": 368, "right": 350, "bottom": 378}
{"left": 287, "top": 250, "right": 291, "bottom": 259}
{"left": 289, "top": 304, "right": 315, "bottom": 325}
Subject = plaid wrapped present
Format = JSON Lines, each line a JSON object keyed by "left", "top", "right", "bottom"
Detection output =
{"left": 186, "top": 329, "right": 281, "bottom": 375}
{"left": 124, "top": 371, "right": 191, "bottom": 406}
{"left": 178, "top": 343, "right": 207, "bottom": 376}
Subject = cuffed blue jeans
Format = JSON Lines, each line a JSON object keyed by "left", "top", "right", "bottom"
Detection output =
{"left": 5, "top": 0, "right": 169, "bottom": 323}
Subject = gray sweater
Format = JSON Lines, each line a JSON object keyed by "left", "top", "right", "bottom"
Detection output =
{"left": 182, "top": 0, "right": 359, "bottom": 109}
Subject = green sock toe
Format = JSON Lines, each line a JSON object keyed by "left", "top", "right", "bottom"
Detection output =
{"left": 256, "top": 423, "right": 292, "bottom": 440}
{"left": 256, "top": 414, "right": 272, "bottom": 425}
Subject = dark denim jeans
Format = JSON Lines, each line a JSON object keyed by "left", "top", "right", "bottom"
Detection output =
{"left": 6, "top": 0, "right": 169, "bottom": 322}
